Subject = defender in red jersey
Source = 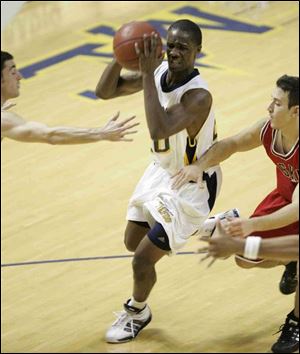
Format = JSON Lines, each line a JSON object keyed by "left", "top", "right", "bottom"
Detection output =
{"left": 171, "top": 75, "right": 299, "bottom": 353}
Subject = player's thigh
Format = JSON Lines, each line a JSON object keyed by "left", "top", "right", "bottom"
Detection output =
{"left": 124, "top": 220, "right": 150, "bottom": 251}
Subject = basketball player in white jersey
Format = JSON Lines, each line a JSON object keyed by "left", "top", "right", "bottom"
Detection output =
{"left": 1, "top": 51, "right": 138, "bottom": 143}
{"left": 96, "top": 19, "right": 226, "bottom": 343}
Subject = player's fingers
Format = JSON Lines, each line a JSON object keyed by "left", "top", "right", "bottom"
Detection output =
{"left": 2, "top": 103, "right": 16, "bottom": 110}
{"left": 199, "top": 236, "right": 210, "bottom": 242}
{"left": 171, "top": 175, "right": 185, "bottom": 189}
{"left": 143, "top": 34, "right": 150, "bottom": 57}
{"left": 197, "top": 177, "right": 205, "bottom": 189}
{"left": 121, "top": 123, "right": 140, "bottom": 132}
{"left": 206, "top": 258, "right": 217, "bottom": 268}
{"left": 135, "top": 42, "right": 141, "bottom": 56}
{"left": 119, "top": 137, "right": 134, "bottom": 142}
{"left": 123, "top": 130, "right": 138, "bottom": 135}
{"left": 170, "top": 170, "right": 182, "bottom": 179}
{"left": 110, "top": 111, "right": 120, "bottom": 121}
{"left": 151, "top": 32, "right": 155, "bottom": 51}
{"left": 119, "top": 116, "right": 136, "bottom": 126}
{"left": 199, "top": 253, "right": 211, "bottom": 262}
{"left": 197, "top": 246, "right": 209, "bottom": 253}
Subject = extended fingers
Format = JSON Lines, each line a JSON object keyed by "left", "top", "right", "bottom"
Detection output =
{"left": 122, "top": 130, "right": 138, "bottom": 135}
{"left": 150, "top": 32, "right": 158, "bottom": 51}
{"left": 135, "top": 42, "right": 141, "bottom": 56}
{"left": 110, "top": 111, "right": 120, "bottom": 121}
{"left": 119, "top": 115, "right": 136, "bottom": 126}
{"left": 197, "top": 246, "right": 209, "bottom": 254}
{"left": 171, "top": 170, "right": 188, "bottom": 189}
{"left": 121, "top": 122, "right": 140, "bottom": 131}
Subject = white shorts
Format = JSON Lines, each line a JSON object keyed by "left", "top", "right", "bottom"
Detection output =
{"left": 127, "top": 162, "right": 222, "bottom": 253}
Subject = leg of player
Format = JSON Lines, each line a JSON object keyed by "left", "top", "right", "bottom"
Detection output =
{"left": 279, "top": 261, "right": 298, "bottom": 295}
{"left": 271, "top": 281, "right": 299, "bottom": 353}
{"left": 106, "top": 223, "right": 169, "bottom": 343}
{"left": 124, "top": 220, "right": 150, "bottom": 252}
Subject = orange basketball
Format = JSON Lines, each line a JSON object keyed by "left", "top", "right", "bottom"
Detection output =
{"left": 113, "top": 21, "right": 162, "bottom": 71}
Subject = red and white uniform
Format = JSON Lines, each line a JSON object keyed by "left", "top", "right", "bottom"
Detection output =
{"left": 250, "top": 120, "right": 299, "bottom": 238}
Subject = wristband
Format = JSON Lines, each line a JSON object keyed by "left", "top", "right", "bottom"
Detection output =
{"left": 244, "top": 236, "right": 262, "bottom": 260}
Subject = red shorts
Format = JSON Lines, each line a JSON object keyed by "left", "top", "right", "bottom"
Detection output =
{"left": 250, "top": 188, "right": 299, "bottom": 238}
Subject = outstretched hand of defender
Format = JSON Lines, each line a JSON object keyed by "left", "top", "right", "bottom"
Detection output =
{"left": 222, "top": 217, "right": 254, "bottom": 237}
{"left": 2, "top": 102, "right": 16, "bottom": 110}
{"left": 135, "top": 32, "right": 165, "bottom": 74}
{"left": 198, "top": 219, "right": 242, "bottom": 263}
{"left": 101, "top": 112, "right": 139, "bottom": 142}
{"left": 171, "top": 165, "right": 205, "bottom": 189}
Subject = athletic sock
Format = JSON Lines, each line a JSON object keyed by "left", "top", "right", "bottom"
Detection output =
{"left": 128, "top": 297, "right": 146, "bottom": 310}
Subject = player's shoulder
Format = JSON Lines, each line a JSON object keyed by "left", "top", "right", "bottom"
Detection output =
{"left": 1, "top": 110, "right": 25, "bottom": 130}
{"left": 182, "top": 86, "right": 212, "bottom": 106}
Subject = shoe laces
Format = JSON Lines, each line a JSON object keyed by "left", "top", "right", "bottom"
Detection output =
{"left": 111, "top": 311, "right": 136, "bottom": 337}
{"left": 273, "top": 320, "right": 299, "bottom": 342}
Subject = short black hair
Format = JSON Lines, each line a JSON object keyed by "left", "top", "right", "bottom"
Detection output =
{"left": 276, "top": 75, "right": 299, "bottom": 109}
{"left": 1, "top": 51, "right": 13, "bottom": 74}
{"left": 168, "top": 19, "right": 202, "bottom": 46}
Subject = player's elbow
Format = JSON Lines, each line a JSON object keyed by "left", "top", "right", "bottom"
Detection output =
{"left": 45, "top": 129, "right": 59, "bottom": 145}
{"left": 149, "top": 128, "right": 168, "bottom": 140}
{"left": 95, "top": 86, "right": 112, "bottom": 100}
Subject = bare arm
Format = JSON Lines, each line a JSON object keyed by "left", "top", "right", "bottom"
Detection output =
{"left": 1, "top": 110, "right": 138, "bottom": 144}
{"left": 197, "top": 118, "right": 266, "bottom": 170}
{"left": 136, "top": 34, "right": 211, "bottom": 140}
{"left": 143, "top": 73, "right": 212, "bottom": 139}
{"left": 200, "top": 221, "right": 299, "bottom": 261}
{"left": 172, "top": 119, "right": 266, "bottom": 189}
{"left": 95, "top": 59, "right": 143, "bottom": 99}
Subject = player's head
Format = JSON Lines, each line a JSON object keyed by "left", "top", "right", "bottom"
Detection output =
{"left": 1, "top": 51, "right": 22, "bottom": 101}
{"left": 268, "top": 75, "right": 299, "bottom": 129}
{"left": 276, "top": 75, "right": 299, "bottom": 109}
{"left": 167, "top": 20, "right": 202, "bottom": 72}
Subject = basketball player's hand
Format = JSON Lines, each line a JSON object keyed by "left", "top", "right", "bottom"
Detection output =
{"left": 2, "top": 102, "right": 16, "bottom": 110}
{"left": 101, "top": 112, "right": 139, "bottom": 142}
{"left": 222, "top": 217, "right": 254, "bottom": 237}
{"left": 135, "top": 32, "right": 164, "bottom": 74}
{"left": 171, "top": 165, "right": 204, "bottom": 189}
{"left": 198, "top": 220, "right": 243, "bottom": 259}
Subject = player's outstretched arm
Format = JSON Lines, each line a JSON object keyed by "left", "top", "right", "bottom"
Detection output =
{"left": 199, "top": 220, "right": 299, "bottom": 261}
{"left": 1, "top": 110, "right": 138, "bottom": 144}
{"left": 224, "top": 185, "right": 299, "bottom": 237}
{"left": 171, "top": 119, "right": 266, "bottom": 189}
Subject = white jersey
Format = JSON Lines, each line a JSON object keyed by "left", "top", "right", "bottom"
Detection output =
{"left": 127, "top": 61, "right": 222, "bottom": 252}
{"left": 152, "top": 61, "right": 217, "bottom": 175}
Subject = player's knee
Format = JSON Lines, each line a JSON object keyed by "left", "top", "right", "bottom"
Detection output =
{"left": 132, "top": 255, "right": 155, "bottom": 281}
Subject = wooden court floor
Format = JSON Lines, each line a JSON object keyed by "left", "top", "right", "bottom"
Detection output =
{"left": 1, "top": 1, "right": 299, "bottom": 353}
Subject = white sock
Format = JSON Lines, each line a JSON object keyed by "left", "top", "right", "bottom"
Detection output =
{"left": 128, "top": 297, "right": 146, "bottom": 310}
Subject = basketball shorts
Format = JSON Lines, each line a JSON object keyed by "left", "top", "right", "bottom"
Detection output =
{"left": 126, "top": 162, "right": 221, "bottom": 253}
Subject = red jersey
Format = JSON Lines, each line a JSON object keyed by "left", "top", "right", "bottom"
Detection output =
{"left": 261, "top": 120, "right": 299, "bottom": 201}
{"left": 250, "top": 120, "right": 299, "bottom": 238}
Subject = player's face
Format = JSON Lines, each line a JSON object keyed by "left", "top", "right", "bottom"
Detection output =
{"left": 267, "top": 87, "right": 295, "bottom": 129}
{"left": 1, "top": 59, "right": 22, "bottom": 100}
{"left": 166, "top": 29, "right": 200, "bottom": 72}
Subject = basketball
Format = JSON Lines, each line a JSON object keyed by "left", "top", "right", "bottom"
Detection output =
{"left": 113, "top": 21, "right": 163, "bottom": 71}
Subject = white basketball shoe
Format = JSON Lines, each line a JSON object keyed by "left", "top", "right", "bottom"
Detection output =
{"left": 106, "top": 300, "right": 152, "bottom": 343}
{"left": 200, "top": 208, "right": 240, "bottom": 237}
